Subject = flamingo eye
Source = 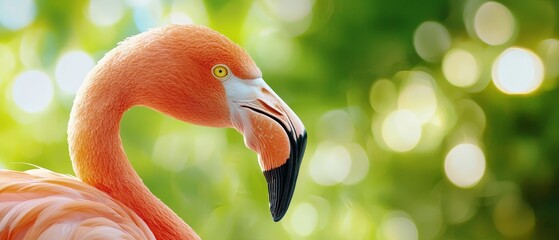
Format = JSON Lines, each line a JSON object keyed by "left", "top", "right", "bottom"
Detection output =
{"left": 212, "top": 65, "right": 230, "bottom": 79}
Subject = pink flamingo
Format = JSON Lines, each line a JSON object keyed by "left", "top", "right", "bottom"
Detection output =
{"left": 0, "top": 25, "right": 307, "bottom": 239}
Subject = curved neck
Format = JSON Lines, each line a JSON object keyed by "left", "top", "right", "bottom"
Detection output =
{"left": 68, "top": 67, "right": 199, "bottom": 240}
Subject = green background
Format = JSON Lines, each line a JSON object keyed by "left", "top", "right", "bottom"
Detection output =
{"left": 1, "top": 0, "right": 558, "bottom": 239}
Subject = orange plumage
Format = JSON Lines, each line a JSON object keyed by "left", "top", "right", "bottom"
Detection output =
{"left": 0, "top": 170, "right": 154, "bottom": 239}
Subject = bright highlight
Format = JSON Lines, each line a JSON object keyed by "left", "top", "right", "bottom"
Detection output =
{"left": 378, "top": 212, "right": 418, "bottom": 240}
{"left": 12, "top": 70, "right": 54, "bottom": 113}
{"left": 264, "top": 0, "right": 314, "bottom": 23}
{"left": 492, "top": 48, "right": 544, "bottom": 94}
{"left": 290, "top": 202, "right": 318, "bottom": 236}
{"left": 151, "top": 133, "right": 189, "bottom": 172}
{"left": 55, "top": 51, "right": 95, "bottom": 94}
{"left": 443, "top": 49, "right": 479, "bottom": 88}
{"left": 382, "top": 110, "right": 422, "bottom": 152}
{"left": 0, "top": 0, "right": 36, "bottom": 30}
{"left": 474, "top": 2, "right": 515, "bottom": 45}
{"left": 398, "top": 72, "right": 437, "bottom": 123}
{"left": 133, "top": 1, "right": 164, "bottom": 32}
{"left": 167, "top": 12, "right": 193, "bottom": 25}
{"left": 88, "top": 0, "right": 125, "bottom": 26}
{"left": 255, "top": 30, "right": 293, "bottom": 71}
{"left": 444, "top": 143, "right": 486, "bottom": 188}
{"left": 309, "top": 142, "right": 352, "bottom": 186}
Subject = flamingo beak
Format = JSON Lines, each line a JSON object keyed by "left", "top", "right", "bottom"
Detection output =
{"left": 227, "top": 78, "right": 307, "bottom": 221}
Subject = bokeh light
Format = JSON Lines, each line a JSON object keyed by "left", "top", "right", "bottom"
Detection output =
{"left": 444, "top": 143, "right": 486, "bottom": 188}
{"left": 474, "top": 2, "right": 515, "bottom": 45}
{"left": 442, "top": 49, "right": 479, "bottom": 88}
{"left": 263, "top": 0, "right": 314, "bottom": 23}
{"left": 133, "top": 1, "right": 164, "bottom": 32}
{"left": 152, "top": 133, "right": 189, "bottom": 172}
{"left": 382, "top": 110, "right": 422, "bottom": 152}
{"left": 167, "top": 11, "right": 193, "bottom": 25}
{"left": 124, "top": 0, "right": 150, "bottom": 7}
{"left": 377, "top": 212, "right": 418, "bottom": 240}
{"left": 262, "top": 0, "right": 314, "bottom": 36}
{"left": 55, "top": 51, "right": 95, "bottom": 95}
{"left": 309, "top": 142, "right": 352, "bottom": 186}
{"left": 413, "top": 21, "right": 451, "bottom": 62}
{"left": 11, "top": 70, "right": 54, "bottom": 113}
{"left": 492, "top": 48, "right": 544, "bottom": 94}
{"left": 289, "top": 202, "right": 318, "bottom": 236}
{"left": 338, "top": 205, "right": 372, "bottom": 239}
{"left": 0, "top": 1, "right": 558, "bottom": 239}
{"left": 0, "top": 0, "right": 36, "bottom": 30}
{"left": 397, "top": 72, "right": 437, "bottom": 123}
{"left": 342, "top": 143, "right": 369, "bottom": 185}
{"left": 88, "top": 0, "right": 125, "bottom": 27}
{"left": 254, "top": 29, "right": 294, "bottom": 71}
{"left": 316, "top": 109, "right": 354, "bottom": 142}
{"left": 167, "top": 0, "right": 208, "bottom": 26}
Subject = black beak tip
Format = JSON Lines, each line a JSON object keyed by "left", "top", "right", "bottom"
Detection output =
{"left": 263, "top": 131, "right": 307, "bottom": 222}
{"left": 272, "top": 212, "right": 284, "bottom": 222}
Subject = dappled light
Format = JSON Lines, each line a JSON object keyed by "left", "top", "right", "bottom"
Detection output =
{"left": 0, "top": 0, "right": 36, "bottom": 30}
{"left": 444, "top": 143, "right": 486, "bottom": 188}
{"left": 382, "top": 110, "right": 422, "bottom": 152}
{"left": 88, "top": 0, "right": 125, "bottom": 27}
{"left": 377, "top": 212, "right": 418, "bottom": 240}
{"left": 397, "top": 71, "right": 438, "bottom": 123}
{"left": 1, "top": 0, "right": 558, "bottom": 239}
{"left": 474, "top": 2, "right": 515, "bottom": 45}
{"left": 309, "top": 141, "right": 352, "bottom": 185}
{"left": 55, "top": 51, "right": 95, "bottom": 95}
{"left": 492, "top": 47, "right": 545, "bottom": 94}
{"left": 443, "top": 49, "right": 480, "bottom": 88}
{"left": 289, "top": 202, "right": 318, "bottom": 236}
{"left": 11, "top": 70, "right": 53, "bottom": 113}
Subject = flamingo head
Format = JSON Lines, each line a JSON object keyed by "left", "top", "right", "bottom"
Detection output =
{"left": 142, "top": 25, "right": 307, "bottom": 221}
{"left": 220, "top": 65, "right": 307, "bottom": 222}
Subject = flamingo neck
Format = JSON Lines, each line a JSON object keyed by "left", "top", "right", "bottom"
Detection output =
{"left": 68, "top": 69, "right": 199, "bottom": 240}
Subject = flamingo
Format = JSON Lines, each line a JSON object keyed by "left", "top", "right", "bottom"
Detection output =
{"left": 0, "top": 25, "right": 307, "bottom": 240}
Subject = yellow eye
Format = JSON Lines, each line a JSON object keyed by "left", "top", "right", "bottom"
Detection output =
{"left": 212, "top": 65, "right": 229, "bottom": 79}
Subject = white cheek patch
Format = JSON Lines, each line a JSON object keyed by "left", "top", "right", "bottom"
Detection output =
{"left": 222, "top": 75, "right": 273, "bottom": 159}
{"left": 222, "top": 75, "right": 262, "bottom": 135}
{"left": 222, "top": 76, "right": 267, "bottom": 103}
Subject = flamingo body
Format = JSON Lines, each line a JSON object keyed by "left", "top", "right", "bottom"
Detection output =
{"left": 0, "top": 169, "right": 154, "bottom": 239}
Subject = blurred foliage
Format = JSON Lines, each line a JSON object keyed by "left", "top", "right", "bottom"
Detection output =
{"left": 1, "top": 0, "right": 559, "bottom": 239}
